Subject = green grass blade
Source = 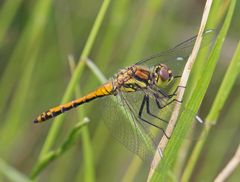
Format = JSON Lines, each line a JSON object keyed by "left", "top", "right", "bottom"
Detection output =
{"left": 206, "top": 44, "right": 240, "bottom": 122}
{"left": 86, "top": 59, "right": 160, "bottom": 180}
{"left": 1, "top": 0, "right": 239, "bottom": 181}
{"left": 182, "top": 34, "right": 240, "bottom": 182}
{"left": 214, "top": 144, "right": 240, "bottom": 181}
{"left": 95, "top": 0, "right": 129, "bottom": 69}
{"left": 68, "top": 57, "right": 95, "bottom": 182}
{"left": 30, "top": 118, "right": 89, "bottom": 179}
{"left": 195, "top": 87, "right": 240, "bottom": 180}
{"left": 86, "top": 0, "right": 130, "bottom": 170}
{"left": 0, "top": 0, "right": 53, "bottom": 152}
{"left": 120, "top": 0, "right": 166, "bottom": 178}
{"left": 0, "top": 158, "right": 31, "bottom": 182}
{"left": 79, "top": 0, "right": 111, "bottom": 60}
{"left": 34, "top": 0, "right": 112, "bottom": 176}
{"left": 125, "top": 0, "right": 164, "bottom": 62}
{"left": 85, "top": 58, "right": 107, "bottom": 83}
{"left": 149, "top": 0, "right": 236, "bottom": 180}
{"left": 0, "top": 0, "right": 53, "bottom": 114}
{"left": 0, "top": 0, "right": 22, "bottom": 44}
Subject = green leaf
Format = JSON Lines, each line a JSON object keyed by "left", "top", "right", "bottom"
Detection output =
{"left": 31, "top": 118, "right": 89, "bottom": 179}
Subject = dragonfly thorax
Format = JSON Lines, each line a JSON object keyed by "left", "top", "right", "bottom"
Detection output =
{"left": 153, "top": 64, "right": 173, "bottom": 87}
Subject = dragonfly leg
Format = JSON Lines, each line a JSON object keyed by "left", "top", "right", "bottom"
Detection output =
{"left": 138, "top": 95, "right": 170, "bottom": 139}
{"left": 173, "top": 75, "right": 182, "bottom": 79}
{"left": 158, "top": 89, "right": 170, "bottom": 99}
{"left": 153, "top": 90, "right": 182, "bottom": 111}
{"left": 145, "top": 96, "right": 168, "bottom": 124}
{"left": 157, "top": 86, "right": 182, "bottom": 99}
{"left": 157, "top": 71, "right": 185, "bottom": 99}
{"left": 156, "top": 97, "right": 183, "bottom": 111}
{"left": 168, "top": 85, "right": 186, "bottom": 98}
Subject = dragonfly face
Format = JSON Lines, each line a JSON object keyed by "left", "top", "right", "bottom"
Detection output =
{"left": 153, "top": 64, "right": 174, "bottom": 88}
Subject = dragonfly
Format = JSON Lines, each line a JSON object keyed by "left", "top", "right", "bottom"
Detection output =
{"left": 33, "top": 30, "right": 213, "bottom": 161}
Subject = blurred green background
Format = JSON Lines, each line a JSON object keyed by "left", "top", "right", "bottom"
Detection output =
{"left": 0, "top": 0, "right": 239, "bottom": 181}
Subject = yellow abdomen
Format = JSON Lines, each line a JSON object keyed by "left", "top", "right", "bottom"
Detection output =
{"left": 33, "top": 82, "right": 113, "bottom": 123}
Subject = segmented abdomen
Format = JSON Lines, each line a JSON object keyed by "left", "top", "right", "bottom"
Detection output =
{"left": 33, "top": 82, "right": 113, "bottom": 123}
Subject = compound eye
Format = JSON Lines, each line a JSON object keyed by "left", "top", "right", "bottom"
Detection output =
{"left": 159, "top": 67, "right": 170, "bottom": 81}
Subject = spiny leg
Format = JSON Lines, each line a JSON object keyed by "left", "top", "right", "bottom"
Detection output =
{"left": 145, "top": 95, "right": 168, "bottom": 124}
{"left": 156, "top": 85, "right": 185, "bottom": 109}
{"left": 167, "top": 85, "right": 186, "bottom": 98}
{"left": 157, "top": 85, "right": 185, "bottom": 100}
{"left": 173, "top": 75, "right": 182, "bottom": 79}
{"left": 157, "top": 89, "right": 169, "bottom": 98}
{"left": 157, "top": 74, "right": 184, "bottom": 99}
{"left": 157, "top": 87, "right": 204, "bottom": 124}
{"left": 155, "top": 96, "right": 183, "bottom": 110}
{"left": 138, "top": 95, "right": 170, "bottom": 139}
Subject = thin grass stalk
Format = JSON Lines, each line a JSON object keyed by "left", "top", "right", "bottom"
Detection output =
{"left": 32, "top": 0, "right": 111, "bottom": 177}
{"left": 0, "top": 0, "right": 53, "bottom": 152}
{"left": 95, "top": 0, "right": 129, "bottom": 68}
{"left": 0, "top": 159, "right": 31, "bottom": 182}
{"left": 85, "top": 59, "right": 157, "bottom": 180}
{"left": 214, "top": 144, "right": 240, "bottom": 182}
{"left": 121, "top": 0, "right": 165, "bottom": 179}
{"left": 148, "top": 0, "right": 213, "bottom": 180}
{"left": 0, "top": 0, "right": 22, "bottom": 44}
{"left": 0, "top": 47, "right": 39, "bottom": 149}
{"left": 195, "top": 88, "right": 240, "bottom": 180}
{"left": 179, "top": 0, "right": 235, "bottom": 178}
{"left": 68, "top": 57, "right": 95, "bottom": 182}
{"left": 0, "top": 0, "right": 53, "bottom": 115}
{"left": 125, "top": 0, "right": 165, "bottom": 63}
{"left": 90, "top": 0, "right": 130, "bottom": 166}
{"left": 186, "top": 0, "right": 226, "bottom": 99}
{"left": 181, "top": 19, "right": 240, "bottom": 181}
{"left": 30, "top": 119, "right": 89, "bottom": 178}
{"left": 172, "top": 0, "right": 228, "bottom": 175}
{"left": 50, "top": 2, "right": 78, "bottom": 179}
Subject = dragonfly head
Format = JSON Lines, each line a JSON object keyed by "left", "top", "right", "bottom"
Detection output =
{"left": 154, "top": 64, "right": 173, "bottom": 87}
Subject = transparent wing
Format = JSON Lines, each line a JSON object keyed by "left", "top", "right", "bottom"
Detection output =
{"left": 102, "top": 92, "right": 158, "bottom": 162}
{"left": 135, "top": 30, "right": 215, "bottom": 76}
{"left": 101, "top": 81, "right": 204, "bottom": 161}
{"left": 98, "top": 31, "right": 215, "bottom": 161}
{"left": 101, "top": 84, "right": 181, "bottom": 162}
